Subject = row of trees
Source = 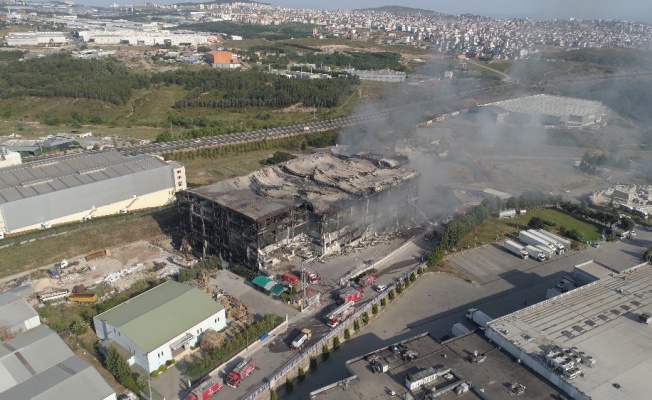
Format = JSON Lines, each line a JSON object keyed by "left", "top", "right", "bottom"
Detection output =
{"left": 153, "top": 69, "right": 358, "bottom": 109}
{"left": 185, "top": 21, "right": 314, "bottom": 40}
{"left": 0, "top": 54, "right": 149, "bottom": 105}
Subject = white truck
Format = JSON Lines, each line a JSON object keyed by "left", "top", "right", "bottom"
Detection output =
{"left": 519, "top": 231, "right": 555, "bottom": 253}
{"left": 527, "top": 230, "right": 564, "bottom": 254}
{"left": 290, "top": 328, "right": 312, "bottom": 349}
{"left": 451, "top": 322, "right": 472, "bottom": 337}
{"left": 535, "top": 229, "right": 571, "bottom": 250}
{"left": 525, "top": 245, "right": 546, "bottom": 261}
{"left": 504, "top": 240, "right": 529, "bottom": 259}
{"left": 466, "top": 308, "right": 493, "bottom": 328}
{"left": 536, "top": 244, "right": 554, "bottom": 259}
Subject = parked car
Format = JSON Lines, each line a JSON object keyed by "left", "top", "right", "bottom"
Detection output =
{"left": 645, "top": 226, "right": 652, "bottom": 232}
{"left": 375, "top": 284, "right": 387, "bottom": 292}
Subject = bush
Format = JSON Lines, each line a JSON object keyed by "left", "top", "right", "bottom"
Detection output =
{"left": 286, "top": 377, "right": 294, "bottom": 393}
{"left": 388, "top": 289, "right": 396, "bottom": 300}
{"left": 70, "top": 320, "right": 88, "bottom": 335}
{"left": 344, "top": 329, "right": 351, "bottom": 340}
{"left": 298, "top": 367, "right": 306, "bottom": 383}
{"left": 372, "top": 303, "right": 379, "bottom": 315}
{"left": 322, "top": 344, "right": 330, "bottom": 361}
{"left": 396, "top": 282, "right": 404, "bottom": 293}
{"left": 270, "top": 388, "right": 278, "bottom": 400}
{"left": 150, "top": 371, "right": 159, "bottom": 378}
{"left": 354, "top": 319, "right": 360, "bottom": 331}
{"left": 362, "top": 312, "right": 369, "bottom": 325}
{"left": 309, "top": 356, "right": 317, "bottom": 371}
{"left": 409, "top": 272, "right": 417, "bottom": 282}
{"left": 333, "top": 336, "right": 340, "bottom": 350}
{"left": 158, "top": 364, "right": 167, "bottom": 373}
{"left": 380, "top": 297, "right": 387, "bottom": 307}
{"left": 404, "top": 278, "right": 411, "bottom": 288}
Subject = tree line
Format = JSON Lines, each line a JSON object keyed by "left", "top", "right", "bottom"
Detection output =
{"left": 184, "top": 21, "right": 314, "bottom": 40}
{"left": 0, "top": 54, "right": 149, "bottom": 105}
{"left": 150, "top": 69, "right": 357, "bottom": 109}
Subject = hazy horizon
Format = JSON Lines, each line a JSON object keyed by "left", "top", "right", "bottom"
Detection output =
{"left": 70, "top": 0, "right": 652, "bottom": 24}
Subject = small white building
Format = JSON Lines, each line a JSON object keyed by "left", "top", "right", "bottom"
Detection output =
{"left": 0, "top": 292, "right": 40, "bottom": 337}
{"left": 0, "top": 146, "right": 21, "bottom": 169}
{"left": 93, "top": 281, "right": 226, "bottom": 373}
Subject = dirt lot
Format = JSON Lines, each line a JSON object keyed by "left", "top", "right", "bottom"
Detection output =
{"left": 1, "top": 240, "right": 187, "bottom": 305}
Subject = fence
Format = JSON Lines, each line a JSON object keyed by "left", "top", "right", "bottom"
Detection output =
{"left": 241, "top": 261, "right": 426, "bottom": 400}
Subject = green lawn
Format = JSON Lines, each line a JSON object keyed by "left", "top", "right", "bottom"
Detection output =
{"left": 457, "top": 208, "right": 603, "bottom": 249}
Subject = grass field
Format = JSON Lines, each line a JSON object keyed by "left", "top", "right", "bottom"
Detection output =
{"left": 456, "top": 208, "right": 603, "bottom": 249}
{"left": 0, "top": 209, "right": 176, "bottom": 279}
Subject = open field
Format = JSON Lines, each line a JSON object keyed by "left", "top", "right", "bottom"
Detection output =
{"left": 456, "top": 208, "right": 603, "bottom": 249}
{"left": 0, "top": 209, "right": 176, "bottom": 279}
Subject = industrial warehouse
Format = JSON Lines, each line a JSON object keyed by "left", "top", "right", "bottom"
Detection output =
{"left": 0, "top": 151, "right": 186, "bottom": 235}
{"left": 0, "top": 292, "right": 115, "bottom": 400}
{"left": 479, "top": 94, "right": 606, "bottom": 127}
{"left": 311, "top": 331, "right": 564, "bottom": 399}
{"left": 177, "top": 150, "right": 419, "bottom": 270}
{"left": 93, "top": 280, "right": 226, "bottom": 374}
{"left": 486, "top": 262, "right": 652, "bottom": 400}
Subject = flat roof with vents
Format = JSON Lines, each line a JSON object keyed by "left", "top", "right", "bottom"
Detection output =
{"left": 487, "top": 262, "right": 652, "bottom": 400}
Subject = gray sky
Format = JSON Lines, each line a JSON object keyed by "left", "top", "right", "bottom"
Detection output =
{"left": 263, "top": 0, "right": 652, "bottom": 23}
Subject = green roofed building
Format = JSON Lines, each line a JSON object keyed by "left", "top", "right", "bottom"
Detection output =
{"left": 93, "top": 280, "right": 226, "bottom": 373}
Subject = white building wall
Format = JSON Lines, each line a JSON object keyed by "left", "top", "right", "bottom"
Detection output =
{"left": 94, "top": 309, "right": 226, "bottom": 373}
{"left": 7, "top": 187, "right": 176, "bottom": 234}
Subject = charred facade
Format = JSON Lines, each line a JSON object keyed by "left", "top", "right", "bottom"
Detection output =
{"left": 177, "top": 151, "right": 419, "bottom": 270}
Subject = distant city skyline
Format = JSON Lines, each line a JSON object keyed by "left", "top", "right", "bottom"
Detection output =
{"left": 76, "top": 0, "right": 652, "bottom": 24}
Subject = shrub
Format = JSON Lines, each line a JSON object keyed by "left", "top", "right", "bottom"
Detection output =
{"left": 354, "top": 320, "right": 360, "bottom": 331}
{"left": 396, "top": 282, "right": 404, "bottom": 293}
{"left": 333, "top": 336, "right": 340, "bottom": 350}
{"left": 322, "top": 344, "right": 330, "bottom": 361}
{"left": 362, "top": 312, "right": 369, "bottom": 325}
{"left": 372, "top": 303, "right": 379, "bottom": 315}
{"left": 150, "top": 371, "right": 159, "bottom": 378}
{"left": 270, "top": 388, "right": 278, "bottom": 400}
{"left": 404, "top": 278, "right": 411, "bottom": 288}
{"left": 388, "top": 289, "right": 396, "bottom": 300}
{"left": 309, "top": 356, "right": 318, "bottom": 371}
{"left": 286, "top": 377, "right": 294, "bottom": 393}
{"left": 344, "top": 329, "right": 351, "bottom": 340}
{"left": 158, "top": 364, "right": 167, "bottom": 373}
{"left": 298, "top": 367, "right": 306, "bottom": 383}
{"left": 70, "top": 320, "right": 88, "bottom": 335}
{"left": 410, "top": 272, "right": 417, "bottom": 282}
{"left": 380, "top": 297, "right": 387, "bottom": 307}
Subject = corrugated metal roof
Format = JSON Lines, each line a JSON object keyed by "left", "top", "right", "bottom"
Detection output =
{"left": 0, "top": 292, "right": 38, "bottom": 332}
{"left": 0, "top": 151, "right": 175, "bottom": 232}
{"left": 0, "top": 355, "right": 115, "bottom": 400}
{"left": 94, "top": 281, "right": 224, "bottom": 353}
{"left": 0, "top": 151, "right": 170, "bottom": 204}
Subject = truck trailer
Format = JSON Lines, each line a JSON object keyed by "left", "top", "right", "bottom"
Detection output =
{"left": 535, "top": 229, "right": 571, "bottom": 250}
{"left": 326, "top": 301, "right": 355, "bottom": 328}
{"left": 226, "top": 358, "right": 256, "bottom": 388}
{"left": 527, "top": 230, "right": 564, "bottom": 254}
{"left": 186, "top": 379, "right": 223, "bottom": 400}
{"left": 518, "top": 231, "right": 555, "bottom": 253}
{"left": 466, "top": 308, "right": 493, "bottom": 328}
{"left": 504, "top": 240, "right": 528, "bottom": 259}
{"left": 536, "top": 244, "right": 554, "bottom": 259}
{"left": 524, "top": 245, "right": 546, "bottom": 261}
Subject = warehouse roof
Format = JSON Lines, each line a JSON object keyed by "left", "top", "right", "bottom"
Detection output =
{"left": 487, "top": 262, "right": 652, "bottom": 400}
{"left": 311, "top": 332, "right": 563, "bottom": 400}
{"left": 189, "top": 151, "right": 418, "bottom": 220}
{"left": 0, "top": 151, "right": 175, "bottom": 232}
{"left": 0, "top": 355, "right": 115, "bottom": 400}
{"left": 484, "top": 94, "right": 604, "bottom": 118}
{"left": 94, "top": 280, "right": 224, "bottom": 353}
{"left": 0, "top": 151, "right": 169, "bottom": 204}
{"left": 0, "top": 292, "right": 38, "bottom": 331}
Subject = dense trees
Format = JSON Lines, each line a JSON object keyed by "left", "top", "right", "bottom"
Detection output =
{"left": 150, "top": 69, "right": 357, "bottom": 109}
{"left": 0, "top": 54, "right": 149, "bottom": 105}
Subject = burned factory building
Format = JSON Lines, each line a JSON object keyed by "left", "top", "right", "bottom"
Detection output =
{"left": 177, "top": 151, "right": 419, "bottom": 271}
